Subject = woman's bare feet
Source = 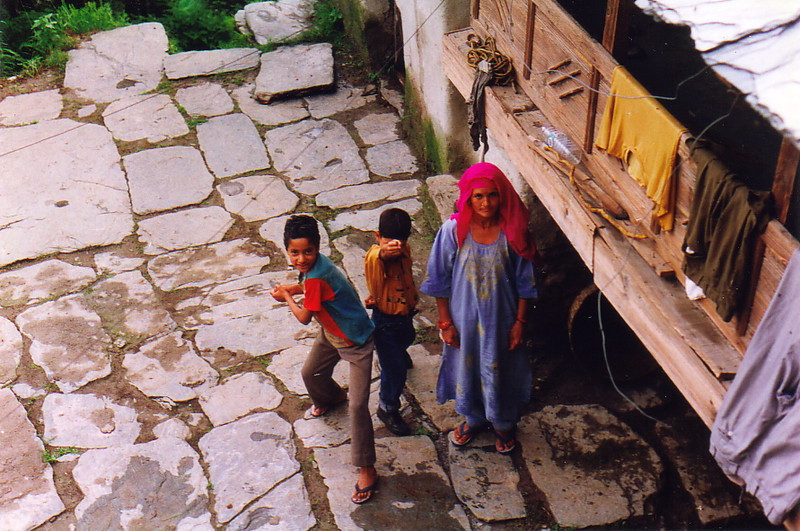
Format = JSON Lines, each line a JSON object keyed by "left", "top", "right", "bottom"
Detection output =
{"left": 352, "top": 466, "right": 378, "bottom": 504}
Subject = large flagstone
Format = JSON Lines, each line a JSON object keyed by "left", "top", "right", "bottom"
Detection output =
{"left": 405, "top": 344, "right": 459, "bottom": 432}
{"left": 42, "top": 392, "right": 140, "bottom": 448}
{"left": 353, "top": 112, "right": 400, "bottom": 145}
{"left": 164, "top": 48, "right": 260, "bottom": 79}
{"left": 254, "top": 43, "right": 334, "bottom": 103}
{"left": 0, "top": 317, "right": 22, "bottom": 385}
{"left": 0, "top": 89, "right": 62, "bottom": 126}
{"left": 197, "top": 113, "right": 270, "bottom": 178}
{"left": 137, "top": 206, "right": 235, "bottom": 254}
{"left": 0, "top": 259, "right": 95, "bottom": 308}
{"left": 332, "top": 234, "right": 370, "bottom": 300}
{"left": 237, "top": 0, "right": 315, "bottom": 44}
{"left": 426, "top": 174, "right": 459, "bottom": 222}
{"left": 86, "top": 270, "right": 177, "bottom": 342}
{"left": 305, "top": 85, "right": 373, "bottom": 119}
{"left": 328, "top": 197, "right": 423, "bottom": 233}
{"left": 175, "top": 82, "right": 234, "bottom": 117}
{"left": 63, "top": 22, "right": 168, "bottom": 102}
{"left": 315, "top": 179, "right": 420, "bottom": 209}
{"left": 103, "top": 94, "right": 189, "bottom": 143}
{"left": 226, "top": 473, "right": 316, "bottom": 531}
{"left": 217, "top": 174, "right": 299, "bottom": 222}
{"left": 314, "top": 436, "right": 470, "bottom": 531}
{"left": 16, "top": 294, "right": 112, "bottom": 393}
{"left": 198, "top": 371, "right": 282, "bottom": 426}
{"left": 519, "top": 404, "right": 663, "bottom": 528}
{"left": 365, "top": 140, "right": 419, "bottom": 177}
{"left": 147, "top": 238, "right": 270, "bottom": 291}
{"left": 123, "top": 332, "right": 219, "bottom": 402}
{"left": 0, "top": 389, "right": 65, "bottom": 530}
{"left": 72, "top": 438, "right": 211, "bottom": 529}
{"left": 199, "top": 412, "right": 299, "bottom": 523}
{"left": 93, "top": 251, "right": 146, "bottom": 275}
{"left": 265, "top": 118, "right": 369, "bottom": 195}
{"left": 232, "top": 85, "right": 309, "bottom": 126}
{"left": 0, "top": 119, "right": 133, "bottom": 268}
{"left": 266, "top": 342, "right": 348, "bottom": 397}
{"left": 122, "top": 145, "right": 215, "bottom": 215}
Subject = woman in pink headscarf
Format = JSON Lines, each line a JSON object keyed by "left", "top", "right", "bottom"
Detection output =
{"left": 421, "top": 162, "right": 538, "bottom": 454}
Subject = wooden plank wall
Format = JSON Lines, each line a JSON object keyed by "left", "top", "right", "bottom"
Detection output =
{"left": 466, "top": 0, "right": 799, "bottom": 355}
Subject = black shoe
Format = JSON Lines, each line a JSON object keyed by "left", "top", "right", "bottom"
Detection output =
{"left": 405, "top": 354, "right": 414, "bottom": 369}
{"left": 377, "top": 408, "right": 411, "bottom": 436}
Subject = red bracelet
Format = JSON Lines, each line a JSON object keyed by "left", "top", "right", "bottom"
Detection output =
{"left": 438, "top": 320, "right": 453, "bottom": 330}
{"left": 515, "top": 316, "right": 527, "bottom": 324}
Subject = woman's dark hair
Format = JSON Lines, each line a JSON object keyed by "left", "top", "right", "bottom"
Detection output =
{"left": 378, "top": 208, "right": 412, "bottom": 240}
{"left": 283, "top": 215, "right": 321, "bottom": 249}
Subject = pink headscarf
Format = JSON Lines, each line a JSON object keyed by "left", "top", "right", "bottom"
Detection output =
{"left": 451, "top": 162, "right": 538, "bottom": 263}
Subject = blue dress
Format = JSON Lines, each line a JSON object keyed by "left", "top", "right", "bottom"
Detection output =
{"left": 421, "top": 219, "right": 537, "bottom": 428}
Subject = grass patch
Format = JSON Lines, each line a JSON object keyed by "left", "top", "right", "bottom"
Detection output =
{"left": 41, "top": 444, "right": 81, "bottom": 463}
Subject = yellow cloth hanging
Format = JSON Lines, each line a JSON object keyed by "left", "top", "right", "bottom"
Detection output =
{"left": 596, "top": 66, "right": 688, "bottom": 231}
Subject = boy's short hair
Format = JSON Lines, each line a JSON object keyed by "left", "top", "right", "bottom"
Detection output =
{"left": 378, "top": 208, "right": 412, "bottom": 240}
{"left": 283, "top": 214, "right": 321, "bottom": 249}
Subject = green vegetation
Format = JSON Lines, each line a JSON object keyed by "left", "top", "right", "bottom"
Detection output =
{"left": 41, "top": 444, "right": 81, "bottom": 463}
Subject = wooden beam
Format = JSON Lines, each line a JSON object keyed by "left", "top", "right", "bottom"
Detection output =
{"left": 471, "top": 0, "right": 480, "bottom": 21}
{"left": 772, "top": 137, "right": 800, "bottom": 224}
{"left": 602, "top": 0, "right": 632, "bottom": 59}
{"left": 523, "top": 1, "right": 536, "bottom": 80}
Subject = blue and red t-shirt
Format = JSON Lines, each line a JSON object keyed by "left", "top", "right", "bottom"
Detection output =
{"left": 302, "top": 254, "right": 374, "bottom": 347}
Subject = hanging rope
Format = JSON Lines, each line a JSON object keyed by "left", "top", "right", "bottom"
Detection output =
{"left": 466, "top": 34, "right": 514, "bottom": 86}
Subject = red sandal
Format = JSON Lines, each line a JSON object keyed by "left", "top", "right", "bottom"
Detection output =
{"left": 449, "top": 422, "right": 480, "bottom": 447}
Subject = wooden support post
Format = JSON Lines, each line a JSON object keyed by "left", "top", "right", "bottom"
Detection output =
{"left": 736, "top": 138, "right": 800, "bottom": 335}
{"left": 472, "top": 0, "right": 480, "bottom": 21}
{"left": 584, "top": 67, "right": 601, "bottom": 153}
{"left": 602, "top": 0, "right": 631, "bottom": 59}
{"left": 523, "top": 0, "right": 536, "bottom": 80}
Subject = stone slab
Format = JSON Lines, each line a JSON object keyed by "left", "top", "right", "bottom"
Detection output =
{"left": 0, "top": 389, "right": 65, "bottom": 530}
{"left": 0, "top": 259, "right": 96, "bottom": 307}
{"left": 147, "top": 238, "right": 270, "bottom": 291}
{"left": 86, "top": 270, "right": 177, "bottom": 343}
{"left": 426, "top": 174, "right": 459, "bottom": 222}
{"left": 63, "top": 22, "right": 168, "bottom": 102}
{"left": 379, "top": 79, "right": 404, "bottom": 116}
{"left": 329, "top": 197, "right": 423, "bottom": 233}
{"left": 226, "top": 472, "right": 316, "bottom": 531}
{"left": 259, "top": 213, "right": 331, "bottom": 255}
{"left": 306, "top": 85, "right": 373, "bottom": 119}
{"left": 267, "top": 342, "right": 348, "bottom": 397}
{"left": 0, "top": 89, "right": 62, "bottom": 126}
{"left": 448, "top": 445, "right": 526, "bottom": 521}
{"left": 197, "top": 113, "right": 270, "bottom": 178}
{"left": 175, "top": 82, "right": 234, "bottom": 116}
{"left": 315, "top": 179, "right": 421, "bottom": 210}
{"left": 164, "top": 48, "right": 260, "bottom": 80}
{"left": 218, "top": 174, "right": 299, "bottom": 222}
{"left": 123, "top": 332, "right": 219, "bottom": 402}
{"left": 93, "top": 252, "right": 146, "bottom": 275}
{"left": 42, "top": 392, "right": 141, "bottom": 448}
{"left": 153, "top": 418, "right": 192, "bottom": 440}
{"left": 103, "top": 94, "right": 189, "bottom": 143}
{"left": 232, "top": 85, "right": 309, "bottom": 126}
{"left": 0, "top": 119, "right": 133, "bottom": 268}
{"left": 78, "top": 104, "right": 96, "bottom": 118}
{"left": 199, "top": 412, "right": 299, "bottom": 523}
{"left": 198, "top": 371, "right": 283, "bottom": 426}
{"left": 72, "top": 438, "right": 211, "bottom": 529}
{"left": 137, "top": 206, "right": 235, "bottom": 254}
{"left": 123, "top": 145, "right": 215, "bottom": 215}
{"left": 314, "top": 436, "right": 469, "bottom": 531}
{"left": 353, "top": 112, "right": 400, "bottom": 145}
{"left": 0, "top": 317, "right": 22, "bottom": 385}
{"left": 240, "top": 0, "right": 315, "bottom": 44}
{"left": 519, "top": 404, "right": 663, "bottom": 528}
{"left": 365, "top": 140, "right": 419, "bottom": 177}
{"left": 16, "top": 294, "right": 112, "bottom": 393}
{"left": 405, "top": 344, "right": 460, "bottom": 433}
{"left": 254, "top": 43, "right": 334, "bottom": 103}
{"left": 332, "top": 234, "right": 370, "bottom": 300}
{"left": 265, "top": 118, "right": 369, "bottom": 195}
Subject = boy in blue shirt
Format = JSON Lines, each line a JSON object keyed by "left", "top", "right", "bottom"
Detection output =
{"left": 270, "top": 214, "right": 378, "bottom": 504}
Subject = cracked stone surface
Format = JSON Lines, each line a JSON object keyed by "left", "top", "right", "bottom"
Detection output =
{"left": 63, "top": 22, "right": 168, "bottom": 102}
{"left": 0, "top": 317, "right": 22, "bottom": 385}
{"left": 315, "top": 179, "right": 420, "bottom": 209}
{"left": 353, "top": 112, "right": 400, "bottom": 145}
{"left": 217, "top": 174, "right": 299, "bottom": 222}
{"left": 305, "top": 84, "right": 373, "bottom": 119}
{"left": 72, "top": 438, "right": 211, "bottom": 529}
{"left": 93, "top": 251, "right": 146, "bottom": 275}
{"left": 42, "top": 392, "right": 141, "bottom": 448}
{"left": 332, "top": 234, "right": 370, "bottom": 300}
{"left": 0, "top": 89, "right": 62, "bottom": 126}
{"left": 153, "top": 418, "right": 192, "bottom": 440}
{"left": 0, "top": 119, "right": 133, "bottom": 268}
{"left": 254, "top": 43, "right": 334, "bottom": 103}
{"left": 232, "top": 85, "right": 309, "bottom": 126}
{"left": 426, "top": 174, "right": 460, "bottom": 222}
{"left": 265, "top": 118, "right": 369, "bottom": 195}
{"left": 0, "top": 389, "right": 65, "bottom": 530}
{"left": 406, "top": 344, "right": 460, "bottom": 433}
{"left": 197, "top": 113, "right": 270, "bottom": 178}
{"left": 137, "top": 206, "right": 235, "bottom": 254}
{"left": 198, "top": 371, "right": 283, "bottom": 426}
{"left": 266, "top": 342, "right": 349, "bottom": 397}
{"left": 237, "top": 0, "right": 316, "bottom": 45}
{"left": 199, "top": 412, "right": 299, "bottom": 523}
{"left": 519, "top": 404, "right": 663, "bottom": 528}
{"left": 175, "top": 82, "right": 234, "bottom": 117}
{"left": 226, "top": 472, "right": 316, "bottom": 531}
{"left": 102, "top": 94, "right": 189, "bottom": 143}
{"left": 365, "top": 139, "right": 419, "bottom": 177}
{"left": 123, "top": 331, "right": 218, "bottom": 402}
{"left": 0, "top": 259, "right": 95, "bottom": 308}
{"left": 123, "top": 145, "right": 215, "bottom": 215}
{"left": 329, "top": 197, "right": 423, "bottom": 233}
{"left": 16, "top": 294, "right": 112, "bottom": 393}
{"left": 163, "top": 47, "right": 260, "bottom": 79}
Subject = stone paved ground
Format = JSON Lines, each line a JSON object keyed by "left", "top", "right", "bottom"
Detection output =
{"left": 0, "top": 21, "right": 773, "bottom": 531}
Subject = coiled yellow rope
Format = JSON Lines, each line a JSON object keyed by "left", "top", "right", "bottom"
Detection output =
{"left": 466, "top": 34, "right": 514, "bottom": 86}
